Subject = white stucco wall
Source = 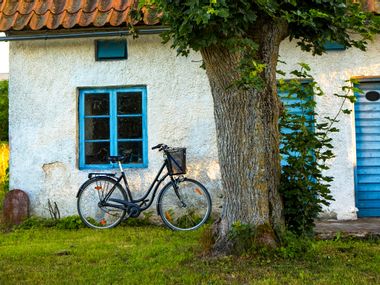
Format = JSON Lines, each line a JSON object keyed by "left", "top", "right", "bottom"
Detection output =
{"left": 8, "top": 33, "right": 380, "bottom": 220}
{"left": 9, "top": 35, "right": 222, "bottom": 217}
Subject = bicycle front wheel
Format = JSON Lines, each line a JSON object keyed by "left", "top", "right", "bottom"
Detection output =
{"left": 157, "top": 178, "right": 212, "bottom": 231}
{"left": 77, "top": 176, "right": 127, "bottom": 229}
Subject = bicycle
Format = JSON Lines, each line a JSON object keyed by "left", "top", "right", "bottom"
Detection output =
{"left": 76, "top": 144, "right": 212, "bottom": 231}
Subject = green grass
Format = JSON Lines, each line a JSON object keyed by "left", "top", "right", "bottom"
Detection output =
{"left": 0, "top": 226, "right": 379, "bottom": 285}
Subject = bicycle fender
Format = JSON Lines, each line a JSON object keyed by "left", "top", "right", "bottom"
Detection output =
{"left": 76, "top": 176, "right": 119, "bottom": 198}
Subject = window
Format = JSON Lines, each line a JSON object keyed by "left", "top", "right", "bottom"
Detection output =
{"left": 95, "top": 40, "right": 128, "bottom": 61}
{"left": 79, "top": 87, "right": 147, "bottom": 169}
{"left": 323, "top": 41, "right": 345, "bottom": 51}
{"left": 278, "top": 81, "right": 315, "bottom": 166}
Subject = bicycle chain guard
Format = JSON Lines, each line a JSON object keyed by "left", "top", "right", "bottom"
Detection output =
{"left": 127, "top": 204, "right": 141, "bottom": 218}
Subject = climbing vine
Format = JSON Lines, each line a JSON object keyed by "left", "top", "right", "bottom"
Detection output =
{"left": 279, "top": 64, "right": 358, "bottom": 235}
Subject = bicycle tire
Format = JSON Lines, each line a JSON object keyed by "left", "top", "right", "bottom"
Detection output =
{"left": 77, "top": 176, "right": 127, "bottom": 229}
{"left": 157, "top": 178, "right": 212, "bottom": 231}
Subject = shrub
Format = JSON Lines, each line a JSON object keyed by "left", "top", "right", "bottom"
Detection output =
{"left": 0, "top": 80, "right": 8, "bottom": 142}
{"left": 278, "top": 64, "right": 356, "bottom": 236}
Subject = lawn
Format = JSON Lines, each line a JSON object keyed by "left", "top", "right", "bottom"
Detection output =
{"left": 0, "top": 141, "right": 379, "bottom": 284}
{"left": 0, "top": 225, "right": 379, "bottom": 285}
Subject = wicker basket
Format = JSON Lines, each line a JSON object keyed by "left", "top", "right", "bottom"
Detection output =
{"left": 166, "top": 148, "right": 187, "bottom": 175}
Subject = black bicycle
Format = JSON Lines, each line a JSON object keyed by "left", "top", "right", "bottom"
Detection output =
{"left": 76, "top": 144, "right": 212, "bottom": 231}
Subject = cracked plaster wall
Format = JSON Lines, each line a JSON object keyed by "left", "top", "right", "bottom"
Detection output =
{"left": 9, "top": 35, "right": 222, "bottom": 217}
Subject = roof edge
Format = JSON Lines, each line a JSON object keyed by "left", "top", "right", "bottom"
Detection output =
{"left": 1, "top": 26, "right": 169, "bottom": 41}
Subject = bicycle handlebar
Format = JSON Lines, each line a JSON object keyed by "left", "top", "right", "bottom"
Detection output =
{"left": 151, "top": 144, "right": 168, "bottom": 151}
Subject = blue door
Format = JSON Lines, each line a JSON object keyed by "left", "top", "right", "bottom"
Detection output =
{"left": 355, "top": 80, "right": 380, "bottom": 217}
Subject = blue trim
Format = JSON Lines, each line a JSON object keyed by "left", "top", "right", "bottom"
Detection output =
{"left": 79, "top": 86, "right": 148, "bottom": 170}
{"left": 96, "top": 40, "right": 128, "bottom": 61}
{"left": 354, "top": 80, "right": 380, "bottom": 217}
{"left": 323, "top": 41, "right": 346, "bottom": 51}
{"left": 142, "top": 87, "right": 148, "bottom": 168}
{"left": 79, "top": 92, "right": 86, "bottom": 168}
{"left": 118, "top": 139, "right": 143, "bottom": 142}
{"left": 278, "top": 80, "right": 315, "bottom": 167}
{"left": 84, "top": 139, "right": 110, "bottom": 143}
{"left": 353, "top": 82, "right": 360, "bottom": 214}
{"left": 84, "top": 115, "right": 110, "bottom": 119}
{"left": 117, "top": 114, "right": 143, "bottom": 118}
{"left": 110, "top": 91, "right": 117, "bottom": 158}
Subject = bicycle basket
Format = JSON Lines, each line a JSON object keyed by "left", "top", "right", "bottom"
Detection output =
{"left": 166, "top": 148, "right": 187, "bottom": 175}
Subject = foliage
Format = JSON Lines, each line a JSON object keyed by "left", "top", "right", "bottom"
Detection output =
{"left": 1, "top": 227, "right": 379, "bottom": 284}
{"left": 55, "top": 215, "right": 84, "bottom": 230}
{"left": 228, "top": 221, "right": 256, "bottom": 254}
{"left": 137, "top": 1, "right": 379, "bottom": 100}
{"left": 0, "top": 80, "right": 8, "bottom": 142}
{"left": 141, "top": 1, "right": 378, "bottom": 54}
{"left": 277, "top": 231, "right": 313, "bottom": 259}
{"left": 120, "top": 211, "right": 155, "bottom": 227}
{"left": 0, "top": 143, "right": 9, "bottom": 211}
{"left": 278, "top": 64, "right": 357, "bottom": 235}
{"left": 139, "top": 1, "right": 379, "bottom": 98}
{"left": 16, "top": 215, "right": 85, "bottom": 230}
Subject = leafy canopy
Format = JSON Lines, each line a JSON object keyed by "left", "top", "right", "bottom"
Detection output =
{"left": 140, "top": 0, "right": 378, "bottom": 55}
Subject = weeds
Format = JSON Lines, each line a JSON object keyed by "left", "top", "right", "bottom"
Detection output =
{"left": 16, "top": 215, "right": 85, "bottom": 230}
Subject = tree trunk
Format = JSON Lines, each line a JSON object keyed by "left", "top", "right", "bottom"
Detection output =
{"left": 200, "top": 19, "right": 288, "bottom": 254}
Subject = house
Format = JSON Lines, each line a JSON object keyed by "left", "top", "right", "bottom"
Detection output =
{"left": 0, "top": 1, "right": 379, "bottom": 220}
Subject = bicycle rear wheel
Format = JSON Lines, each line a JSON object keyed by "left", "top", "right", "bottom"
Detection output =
{"left": 77, "top": 176, "right": 127, "bottom": 229}
{"left": 157, "top": 178, "right": 212, "bottom": 231}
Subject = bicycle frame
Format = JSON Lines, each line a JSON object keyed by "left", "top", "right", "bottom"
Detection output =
{"left": 101, "top": 159, "right": 177, "bottom": 211}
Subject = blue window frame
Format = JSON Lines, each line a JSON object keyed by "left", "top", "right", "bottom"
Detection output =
{"left": 95, "top": 40, "right": 128, "bottom": 61}
{"left": 279, "top": 81, "right": 315, "bottom": 166}
{"left": 323, "top": 41, "right": 345, "bottom": 51}
{"left": 79, "top": 86, "right": 148, "bottom": 169}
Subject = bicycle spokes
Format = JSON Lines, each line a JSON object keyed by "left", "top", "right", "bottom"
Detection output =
{"left": 158, "top": 179, "right": 211, "bottom": 231}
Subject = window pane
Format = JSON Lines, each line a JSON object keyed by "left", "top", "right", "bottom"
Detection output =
{"left": 117, "top": 92, "right": 142, "bottom": 114}
{"left": 85, "top": 142, "right": 110, "bottom": 164}
{"left": 85, "top": 93, "right": 109, "bottom": 115}
{"left": 85, "top": 118, "right": 110, "bottom": 140}
{"left": 118, "top": 142, "right": 143, "bottom": 164}
{"left": 96, "top": 40, "right": 127, "bottom": 60}
{"left": 118, "top": 117, "right": 142, "bottom": 139}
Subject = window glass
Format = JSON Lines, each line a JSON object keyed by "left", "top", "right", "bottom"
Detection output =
{"left": 85, "top": 118, "right": 109, "bottom": 140}
{"left": 118, "top": 141, "right": 143, "bottom": 164}
{"left": 85, "top": 142, "right": 110, "bottom": 164}
{"left": 117, "top": 92, "right": 142, "bottom": 114}
{"left": 118, "top": 117, "right": 142, "bottom": 139}
{"left": 96, "top": 40, "right": 128, "bottom": 61}
{"left": 85, "top": 93, "right": 109, "bottom": 115}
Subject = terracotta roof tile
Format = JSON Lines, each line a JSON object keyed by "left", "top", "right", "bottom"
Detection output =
{"left": 0, "top": 0, "right": 159, "bottom": 31}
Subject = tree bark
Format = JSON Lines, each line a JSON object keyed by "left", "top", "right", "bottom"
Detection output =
{"left": 200, "top": 18, "right": 288, "bottom": 254}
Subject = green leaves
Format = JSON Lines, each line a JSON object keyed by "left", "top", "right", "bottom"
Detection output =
{"left": 0, "top": 80, "right": 8, "bottom": 142}
{"left": 138, "top": 0, "right": 378, "bottom": 82}
{"left": 279, "top": 64, "right": 358, "bottom": 236}
{"left": 283, "top": 1, "right": 379, "bottom": 55}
